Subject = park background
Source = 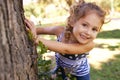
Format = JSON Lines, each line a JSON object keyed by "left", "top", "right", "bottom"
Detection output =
{"left": 23, "top": 0, "right": 120, "bottom": 80}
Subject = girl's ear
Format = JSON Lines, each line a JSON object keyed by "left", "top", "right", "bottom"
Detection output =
{"left": 69, "top": 21, "right": 75, "bottom": 27}
{"left": 71, "top": 21, "right": 76, "bottom": 28}
{"left": 71, "top": 24, "right": 74, "bottom": 27}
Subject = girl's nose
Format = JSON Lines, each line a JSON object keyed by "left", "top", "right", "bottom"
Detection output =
{"left": 86, "top": 29, "right": 91, "bottom": 35}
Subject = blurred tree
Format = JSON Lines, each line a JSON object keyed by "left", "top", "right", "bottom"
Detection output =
{"left": 0, "top": 0, "right": 37, "bottom": 80}
{"left": 99, "top": 0, "right": 111, "bottom": 14}
{"left": 24, "top": 0, "right": 120, "bottom": 23}
{"left": 24, "top": 0, "right": 84, "bottom": 19}
{"left": 114, "top": 0, "right": 120, "bottom": 12}
{"left": 57, "top": 0, "right": 85, "bottom": 11}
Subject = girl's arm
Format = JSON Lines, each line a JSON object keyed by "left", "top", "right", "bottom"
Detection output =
{"left": 37, "top": 37, "right": 95, "bottom": 54}
{"left": 25, "top": 19, "right": 94, "bottom": 54}
{"left": 25, "top": 18, "right": 64, "bottom": 36}
{"left": 36, "top": 26, "right": 64, "bottom": 36}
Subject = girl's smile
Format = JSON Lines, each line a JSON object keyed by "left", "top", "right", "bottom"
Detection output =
{"left": 80, "top": 33, "right": 90, "bottom": 40}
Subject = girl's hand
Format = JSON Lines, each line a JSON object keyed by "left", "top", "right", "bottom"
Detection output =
{"left": 24, "top": 18, "right": 37, "bottom": 41}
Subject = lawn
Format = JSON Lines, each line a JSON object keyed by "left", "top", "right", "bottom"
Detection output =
{"left": 89, "top": 19, "right": 120, "bottom": 80}
{"left": 90, "top": 52, "right": 120, "bottom": 80}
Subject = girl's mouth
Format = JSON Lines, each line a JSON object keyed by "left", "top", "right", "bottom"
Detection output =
{"left": 80, "top": 34, "right": 90, "bottom": 40}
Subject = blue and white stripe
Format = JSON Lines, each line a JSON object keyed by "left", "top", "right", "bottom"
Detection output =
{"left": 55, "top": 32, "right": 90, "bottom": 76}
{"left": 55, "top": 53, "right": 90, "bottom": 76}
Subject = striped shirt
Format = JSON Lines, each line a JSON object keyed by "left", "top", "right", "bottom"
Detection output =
{"left": 55, "top": 33, "right": 90, "bottom": 76}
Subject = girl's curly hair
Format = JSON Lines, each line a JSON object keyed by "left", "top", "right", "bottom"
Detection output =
{"left": 64, "top": 0, "right": 106, "bottom": 42}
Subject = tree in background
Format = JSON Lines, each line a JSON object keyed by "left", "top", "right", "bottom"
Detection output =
{"left": 114, "top": 0, "right": 120, "bottom": 12}
{"left": 0, "top": 0, "right": 37, "bottom": 80}
{"left": 24, "top": 0, "right": 120, "bottom": 20}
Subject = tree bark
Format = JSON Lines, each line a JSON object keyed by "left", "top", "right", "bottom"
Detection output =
{"left": 0, "top": 0, "right": 38, "bottom": 80}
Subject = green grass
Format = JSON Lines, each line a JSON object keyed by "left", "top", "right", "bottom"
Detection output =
{"left": 95, "top": 43, "right": 120, "bottom": 51}
{"left": 91, "top": 28, "right": 120, "bottom": 80}
{"left": 97, "top": 29, "right": 120, "bottom": 39}
{"left": 90, "top": 54, "right": 120, "bottom": 80}
{"left": 96, "top": 29, "right": 120, "bottom": 50}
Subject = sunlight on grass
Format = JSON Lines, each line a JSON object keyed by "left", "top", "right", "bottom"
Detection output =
{"left": 94, "top": 39, "right": 120, "bottom": 46}
{"left": 88, "top": 38, "right": 120, "bottom": 70}
{"left": 88, "top": 48, "right": 119, "bottom": 70}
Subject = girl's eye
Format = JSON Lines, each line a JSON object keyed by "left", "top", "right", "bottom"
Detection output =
{"left": 92, "top": 28, "right": 98, "bottom": 32}
{"left": 82, "top": 23, "right": 87, "bottom": 27}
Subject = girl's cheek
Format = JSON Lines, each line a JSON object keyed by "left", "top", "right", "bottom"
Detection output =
{"left": 93, "top": 33, "right": 98, "bottom": 38}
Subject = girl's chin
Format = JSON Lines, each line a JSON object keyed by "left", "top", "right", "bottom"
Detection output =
{"left": 77, "top": 38, "right": 90, "bottom": 44}
{"left": 79, "top": 41, "right": 88, "bottom": 44}
{"left": 78, "top": 39, "right": 90, "bottom": 44}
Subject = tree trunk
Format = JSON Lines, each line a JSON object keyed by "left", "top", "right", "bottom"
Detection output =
{"left": 0, "top": 0, "right": 38, "bottom": 80}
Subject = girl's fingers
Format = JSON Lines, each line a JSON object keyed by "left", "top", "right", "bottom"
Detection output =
{"left": 24, "top": 18, "right": 37, "bottom": 43}
{"left": 25, "top": 19, "right": 32, "bottom": 29}
{"left": 25, "top": 27, "right": 30, "bottom": 31}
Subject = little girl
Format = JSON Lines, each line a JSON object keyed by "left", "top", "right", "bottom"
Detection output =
{"left": 25, "top": 0, "right": 106, "bottom": 80}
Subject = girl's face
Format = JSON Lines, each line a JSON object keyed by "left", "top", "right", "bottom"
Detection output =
{"left": 72, "top": 12, "right": 102, "bottom": 44}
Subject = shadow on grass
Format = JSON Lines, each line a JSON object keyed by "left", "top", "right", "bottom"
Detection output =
{"left": 96, "top": 29, "right": 120, "bottom": 50}
{"left": 97, "top": 29, "right": 120, "bottom": 39}
{"left": 91, "top": 29, "right": 120, "bottom": 80}
{"left": 95, "top": 43, "right": 120, "bottom": 51}
{"left": 90, "top": 54, "right": 120, "bottom": 80}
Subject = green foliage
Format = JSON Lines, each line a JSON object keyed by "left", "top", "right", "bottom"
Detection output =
{"left": 26, "top": 27, "right": 52, "bottom": 79}
{"left": 37, "top": 58, "right": 51, "bottom": 80}
{"left": 37, "top": 41, "right": 48, "bottom": 54}
{"left": 27, "top": 30, "right": 34, "bottom": 41}
{"left": 37, "top": 41, "right": 52, "bottom": 80}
